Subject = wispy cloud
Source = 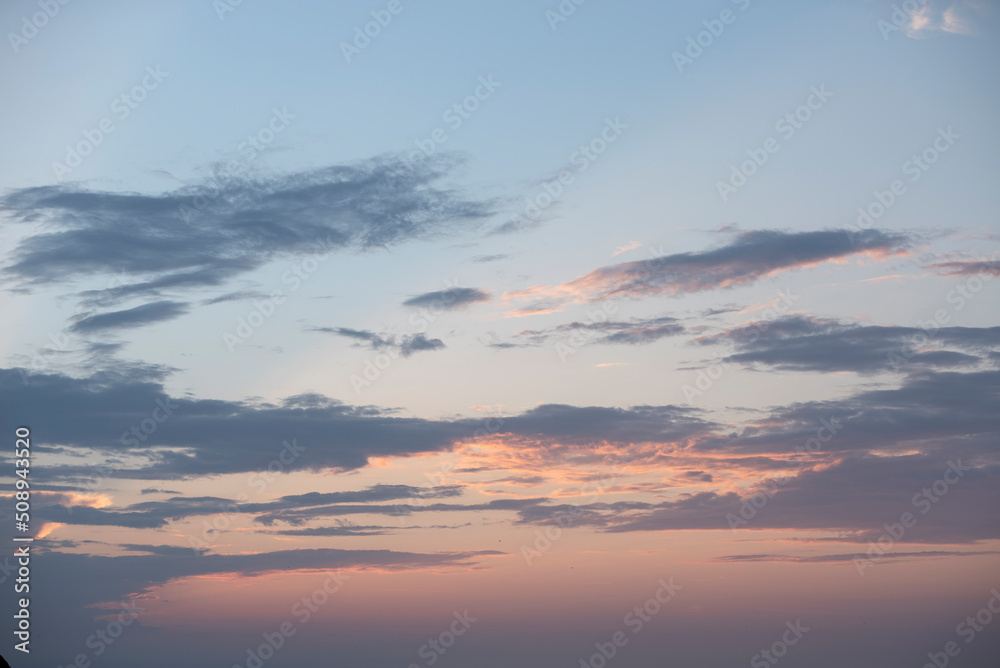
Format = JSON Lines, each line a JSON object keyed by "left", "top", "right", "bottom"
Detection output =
{"left": 503, "top": 229, "right": 911, "bottom": 315}
{"left": 309, "top": 326, "right": 446, "bottom": 357}
{"left": 1, "top": 154, "right": 499, "bottom": 311}
{"left": 402, "top": 287, "right": 491, "bottom": 309}
{"left": 69, "top": 300, "right": 190, "bottom": 333}
{"left": 490, "top": 315, "right": 686, "bottom": 348}
{"left": 698, "top": 315, "right": 999, "bottom": 373}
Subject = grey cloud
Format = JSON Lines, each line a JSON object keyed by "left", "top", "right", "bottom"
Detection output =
{"left": 505, "top": 229, "right": 911, "bottom": 313}
{"left": 1, "top": 154, "right": 499, "bottom": 308}
{"left": 310, "top": 327, "right": 446, "bottom": 357}
{"left": 69, "top": 300, "right": 190, "bottom": 333}
{"left": 0, "top": 367, "right": 711, "bottom": 481}
{"left": 703, "top": 368, "right": 1000, "bottom": 456}
{"left": 927, "top": 259, "right": 1000, "bottom": 277}
{"left": 37, "top": 484, "right": 467, "bottom": 529}
{"left": 710, "top": 551, "right": 999, "bottom": 563}
{"left": 402, "top": 287, "right": 491, "bottom": 309}
{"left": 493, "top": 315, "right": 685, "bottom": 348}
{"left": 699, "top": 315, "right": 999, "bottom": 373}
{"left": 599, "top": 453, "right": 1000, "bottom": 544}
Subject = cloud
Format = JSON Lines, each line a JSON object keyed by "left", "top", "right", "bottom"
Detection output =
{"left": 503, "top": 229, "right": 910, "bottom": 315}
{"left": 402, "top": 287, "right": 491, "bottom": 309}
{"left": 1, "top": 154, "right": 499, "bottom": 308}
{"left": 36, "top": 484, "right": 469, "bottom": 529}
{"left": 470, "top": 254, "right": 509, "bottom": 263}
{"left": 310, "top": 327, "right": 446, "bottom": 357}
{"left": 399, "top": 333, "right": 447, "bottom": 356}
{"left": 926, "top": 259, "right": 1000, "bottom": 277}
{"left": 698, "top": 315, "right": 999, "bottom": 373}
{"left": 265, "top": 524, "right": 394, "bottom": 536}
{"left": 613, "top": 241, "right": 642, "bottom": 256}
{"left": 537, "top": 454, "right": 1000, "bottom": 545}
{"left": 900, "top": 0, "right": 986, "bottom": 38}
{"left": 16, "top": 546, "right": 500, "bottom": 630}
{"left": 201, "top": 289, "right": 274, "bottom": 305}
{"left": 491, "top": 315, "right": 685, "bottom": 348}
{"left": 0, "top": 367, "right": 712, "bottom": 481}
{"left": 69, "top": 300, "right": 190, "bottom": 333}
{"left": 254, "top": 497, "right": 548, "bottom": 527}
{"left": 699, "top": 368, "right": 1000, "bottom": 456}
{"left": 710, "top": 550, "right": 999, "bottom": 563}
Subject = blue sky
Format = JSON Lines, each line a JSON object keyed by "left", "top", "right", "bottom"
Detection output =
{"left": 1, "top": 1, "right": 999, "bottom": 666}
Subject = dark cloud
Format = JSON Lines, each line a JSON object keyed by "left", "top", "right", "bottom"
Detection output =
{"left": 4, "top": 544, "right": 501, "bottom": 658}
{"left": 596, "top": 454, "right": 1000, "bottom": 544}
{"left": 121, "top": 543, "right": 210, "bottom": 557}
{"left": 504, "top": 229, "right": 911, "bottom": 314}
{"left": 492, "top": 315, "right": 685, "bottom": 348}
{"left": 0, "top": 367, "right": 710, "bottom": 481}
{"left": 488, "top": 451, "right": 1000, "bottom": 546}
{"left": 255, "top": 497, "right": 548, "bottom": 527}
{"left": 1, "top": 154, "right": 499, "bottom": 307}
{"left": 698, "top": 315, "right": 999, "bottom": 373}
{"left": 400, "top": 333, "right": 447, "bottom": 356}
{"left": 701, "top": 369, "right": 1000, "bottom": 456}
{"left": 265, "top": 524, "right": 394, "bottom": 537}
{"left": 201, "top": 289, "right": 273, "bottom": 305}
{"left": 77, "top": 263, "right": 252, "bottom": 308}
{"left": 701, "top": 305, "right": 742, "bottom": 317}
{"left": 926, "top": 259, "right": 1000, "bottom": 277}
{"left": 710, "top": 551, "right": 999, "bottom": 564}
{"left": 69, "top": 300, "right": 190, "bottom": 333}
{"left": 38, "top": 484, "right": 467, "bottom": 529}
{"left": 403, "top": 287, "right": 491, "bottom": 309}
{"left": 471, "top": 254, "right": 509, "bottom": 263}
{"left": 309, "top": 327, "right": 446, "bottom": 357}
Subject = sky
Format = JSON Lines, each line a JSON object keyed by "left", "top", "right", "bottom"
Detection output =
{"left": 0, "top": 0, "right": 999, "bottom": 666}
